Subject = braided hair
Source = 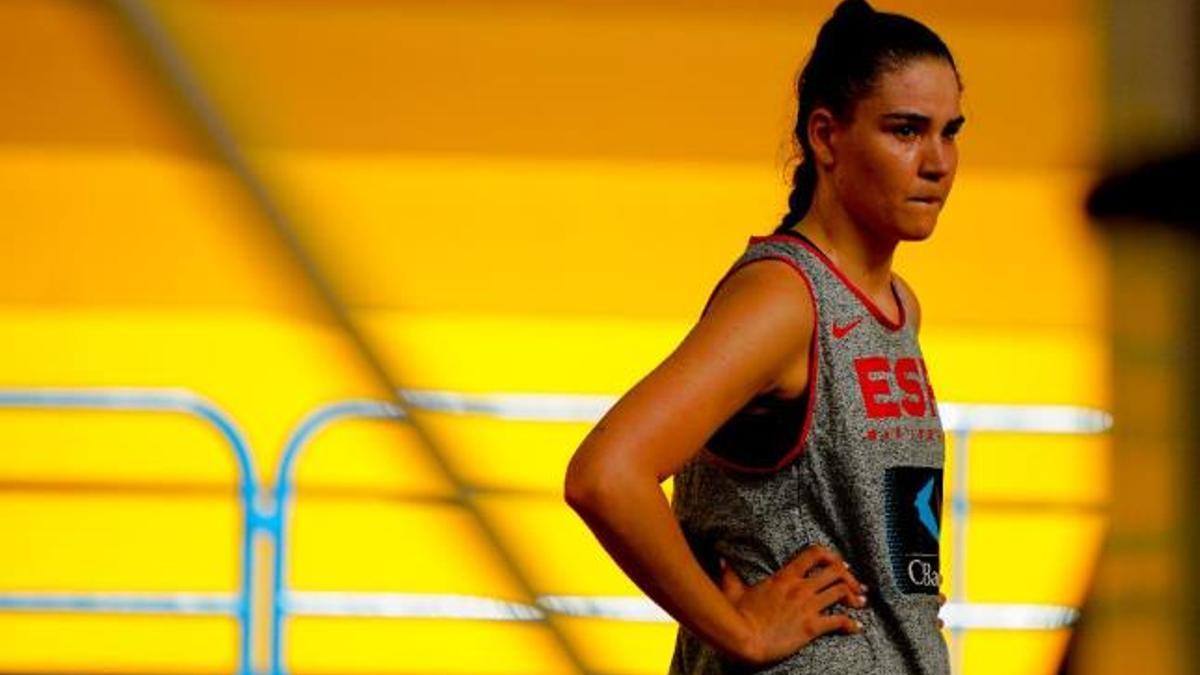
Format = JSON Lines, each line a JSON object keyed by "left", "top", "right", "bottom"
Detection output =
{"left": 775, "top": 0, "right": 962, "bottom": 233}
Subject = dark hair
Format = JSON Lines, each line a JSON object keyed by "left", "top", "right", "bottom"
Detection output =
{"left": 774, "top": 0, "right": 962, "bottom": 233}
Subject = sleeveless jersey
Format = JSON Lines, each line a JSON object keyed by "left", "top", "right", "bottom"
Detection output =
{"left": 667, "top": 229, "right": 950, "bottom": 675}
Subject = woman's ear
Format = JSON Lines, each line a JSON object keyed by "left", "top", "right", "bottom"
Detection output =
{"left": 807, "top": 107, "right": 838, "bottom": 167}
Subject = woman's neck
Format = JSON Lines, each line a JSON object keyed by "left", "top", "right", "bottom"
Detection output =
{"left": 790, "top": 194, "right": 897, "bottom": 298}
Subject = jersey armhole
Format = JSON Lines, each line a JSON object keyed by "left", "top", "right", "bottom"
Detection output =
{"left": 696, "top": 253, "right": 821, "bottom": 475}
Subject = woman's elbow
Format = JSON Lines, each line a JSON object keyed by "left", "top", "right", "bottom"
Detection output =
{"left": 564, "top": 444, "right": 641, "bottom": 512}
{"left": 563, "top": 450, "right": 606, "bottom": 511}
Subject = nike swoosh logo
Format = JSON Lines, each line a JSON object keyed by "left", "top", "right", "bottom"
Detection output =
{"left": 833, "top": 317, "right": 863, "bottom": 339}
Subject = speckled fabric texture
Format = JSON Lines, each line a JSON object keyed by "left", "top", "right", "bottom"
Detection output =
{"left": 667, "top": 231, "right": 950, "bottom": 675}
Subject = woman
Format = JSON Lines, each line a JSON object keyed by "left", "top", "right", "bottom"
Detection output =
{"left": 564, "top": 1, "right": 963, "bottom": 672}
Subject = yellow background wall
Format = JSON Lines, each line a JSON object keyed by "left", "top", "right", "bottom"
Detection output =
{"left": 1, "top": 1, "right": 1109, "bottom": 673}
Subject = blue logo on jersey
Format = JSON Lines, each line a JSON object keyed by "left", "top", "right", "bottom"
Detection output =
{"left": 916, "top": 477, "right": 940, "bottom": 539}
{"left": 884, "top": 466, "right": 943, "bottom": 595}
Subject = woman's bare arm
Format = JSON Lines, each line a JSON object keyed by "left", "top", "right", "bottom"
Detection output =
{"left": 564, "top": 258, "right": 861, "bottom": 664}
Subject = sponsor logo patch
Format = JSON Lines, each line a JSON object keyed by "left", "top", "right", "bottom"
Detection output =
{"left": 883, "top": 465, "right": 943, "bottom": 595}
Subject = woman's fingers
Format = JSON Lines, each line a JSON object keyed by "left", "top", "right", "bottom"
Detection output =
{"left": 811, "top": 581, "right": 865, "bottom": 612}
{"left": 790, "top": 544, "right": 860, "bottom": 581}
{"left": 796, "top": 556, "right": 867, "bottom": 598}
{"left": 728, "top": 547, "right": 870, "bottom": 665}
{"left": 812, "top": 611, "right": 863, "bottom": 638}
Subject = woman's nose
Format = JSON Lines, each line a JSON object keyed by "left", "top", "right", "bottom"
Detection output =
{"left": 919, "top": 137, "right": 951, "bottom": 180}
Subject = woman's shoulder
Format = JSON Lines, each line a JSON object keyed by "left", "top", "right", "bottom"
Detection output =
{"left": 705, "top": 252, "right": 816, "bottom": 330}
{"left": 696, "top": 253, "right": 816, "bottom": 395}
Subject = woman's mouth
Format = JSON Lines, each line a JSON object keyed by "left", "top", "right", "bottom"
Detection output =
{"left": 908, "top": 197, "right": 943, "bottom": 206}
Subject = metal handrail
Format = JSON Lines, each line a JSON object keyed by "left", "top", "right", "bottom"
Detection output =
{"left": 267, "top": 399, "right": 408, "bottom": 675}
{"left": 0, "top": 388, "right": 260, "bottom": 675}
{"left": 0, "top": 387, "right": 1111, "bottom": 675}
{"left": 266, "top": 391, "right": 1112, "bottom": 675}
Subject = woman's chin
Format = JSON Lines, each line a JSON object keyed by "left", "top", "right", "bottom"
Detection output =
{"left": 869, "top": 211, "right": 940, "bottom": 244}
{"left": 889, "top": 218, "right": 939, "bottom": 242}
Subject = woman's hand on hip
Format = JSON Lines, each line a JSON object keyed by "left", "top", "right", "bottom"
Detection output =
{"left": 718, "top": 544, "right": 868, "bottom": 668}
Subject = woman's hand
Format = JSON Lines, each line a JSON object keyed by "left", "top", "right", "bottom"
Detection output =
{"left": 717, "top": 545, "right": 868, "bottom": 667}
{"left": 937, "top": 592, "right": 946, "bottom": 629}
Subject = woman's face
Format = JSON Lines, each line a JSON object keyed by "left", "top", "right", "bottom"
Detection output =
{"left": 826, "top": 57, "right": 964, "bottom": 243}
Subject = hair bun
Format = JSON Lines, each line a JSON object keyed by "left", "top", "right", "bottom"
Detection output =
{"left": 832, "top": 0, "right": 875, "bottom": 23}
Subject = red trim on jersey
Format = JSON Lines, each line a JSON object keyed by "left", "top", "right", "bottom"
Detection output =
{"left": 751, "top": 232, "right": 907, "bottom": 332}
{"left": 696, "top": 253, "right": 820, "bottom": 474}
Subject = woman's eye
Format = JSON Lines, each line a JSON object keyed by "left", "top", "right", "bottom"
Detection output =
{"left": 894, "top": 125, "right": 918, "bottom": 138}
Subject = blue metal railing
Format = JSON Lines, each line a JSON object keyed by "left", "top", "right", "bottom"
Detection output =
{"left": 266, "top": 399, "right": 407, "bottom": 675}
{"left": 0, "top": 387, "right": 1114, "bottom": 675}
{"left": 267, "top": 391, "right": 1112, "bottom": 675}
{"left": 938, "top": 402, "right": 1111, "bottom": 675}
{"left": 0, "top": 388, "right": 260, "bottom": 675}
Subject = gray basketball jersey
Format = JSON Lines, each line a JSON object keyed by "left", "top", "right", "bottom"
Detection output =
{"left": 667, "top": 229, "right": 950, "bottom": 675}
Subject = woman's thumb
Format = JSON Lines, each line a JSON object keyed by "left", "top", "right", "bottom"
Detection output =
{"left": 719, "top": 558, "right": 745, "bottom": 600}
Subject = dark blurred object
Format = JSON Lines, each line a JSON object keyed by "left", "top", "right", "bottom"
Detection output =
{"left": 1069, "top": 147, "right": 1200, "bottom": 675}
{"left": 1087, "top": 147, "right": 1200, "bottom": 228}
